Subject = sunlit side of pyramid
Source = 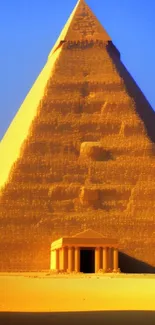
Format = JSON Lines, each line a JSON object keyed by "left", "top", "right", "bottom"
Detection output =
{"left": 0, "top": 0, "right": 155, "bottom": 271}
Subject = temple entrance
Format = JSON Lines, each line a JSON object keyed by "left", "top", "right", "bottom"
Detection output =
{"left": 80, "top": 247, "right": 95, "bottom": 273}
{"left": 50, "top": 229, "right": 119, "bottom": 273}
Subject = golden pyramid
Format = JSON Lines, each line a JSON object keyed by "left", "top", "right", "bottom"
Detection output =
{"left": 0, "top": 0, "right": 155, "bottom": 271}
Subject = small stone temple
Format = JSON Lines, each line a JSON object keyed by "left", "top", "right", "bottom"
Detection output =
{"left": 50, "top": 229, "right": 119, "bottom": 273}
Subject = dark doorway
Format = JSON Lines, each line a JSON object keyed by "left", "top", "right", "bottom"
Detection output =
{"left": 80, "top": 248, "right": 95, "bottom": 273}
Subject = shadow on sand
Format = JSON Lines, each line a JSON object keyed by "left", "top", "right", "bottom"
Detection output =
{"left": 0, "top": 311, "right": 155, "bottom": 325}
{"left": 119, "top": 252, "right": 155, "bottom": 273}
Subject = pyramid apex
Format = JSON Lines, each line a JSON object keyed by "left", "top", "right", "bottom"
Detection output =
{"left": 76, "top": 0, "right": 86, "bottom": 4}
{"left": 49, "top": 0, "right": 111, "bottom": 58}
{"left": 78, "top": 0, "right": 86, "bottom": 3}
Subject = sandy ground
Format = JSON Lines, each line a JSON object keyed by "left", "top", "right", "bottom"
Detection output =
{"left": 1, "top": 273, "right": 155, "bottom": 324}
{"left": 1, "top": 272, "right": 155, "bottom": 311}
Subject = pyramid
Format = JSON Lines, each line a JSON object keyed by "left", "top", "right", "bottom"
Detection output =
{"left": 0, "top": 0, "right": 155, "bottom": 272}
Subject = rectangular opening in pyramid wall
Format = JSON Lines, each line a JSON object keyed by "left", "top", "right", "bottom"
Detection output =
{"left": 0, "top": 0, "right": 155, "bottom": 273}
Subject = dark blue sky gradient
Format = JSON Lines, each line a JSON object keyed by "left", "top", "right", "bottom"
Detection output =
{"left": 0, "top": 0, "right": 155, "bottom": 140}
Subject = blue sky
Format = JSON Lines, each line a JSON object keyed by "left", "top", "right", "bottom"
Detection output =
{"left": 0, "top": 0, "right": 155, "bottom": 140}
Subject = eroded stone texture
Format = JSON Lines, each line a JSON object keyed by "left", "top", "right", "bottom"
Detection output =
{"left": 79, "top": 186, "right": 99, "bottom": 207}
{"left": 0, "top": 0, "right": 155, "bottom": 271}
{"left": 80, "top": 142, "right": 112, "bottom": 161}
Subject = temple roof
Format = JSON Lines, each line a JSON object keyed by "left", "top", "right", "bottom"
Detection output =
{"left": 73, "top": 229, "right": 105, "bottom": 238}
{"left": 51, "top": 228, "right": 118, "bottom": 249}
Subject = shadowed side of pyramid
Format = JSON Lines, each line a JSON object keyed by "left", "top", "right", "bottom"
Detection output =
{"left": 107, "top": 42, "right": 155, "bottom": 143}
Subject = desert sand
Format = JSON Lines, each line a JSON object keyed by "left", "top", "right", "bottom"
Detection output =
{"left": 1, "top": 273, "right": 155, "bottom": 324}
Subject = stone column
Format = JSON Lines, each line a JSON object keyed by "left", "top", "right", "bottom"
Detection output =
{"left": 68, "top": 247, "right": 74, "bottom": 272}
{"left": 113, "top": 248, "right": 118, "bottom": 272}
{"left": 95, "top": 247, "right": 101, "bottom": 273}
{"left": 56, "top": 249, "right": 59, "bottom": 271}
{"left": 75, "top": 247, "right": 80, "bottom": 273}
{"left": 62, "top": 247, "right": 66, "bottom": 271}
{"left": 108, "top": 247, "right": 113, "bottom": 272}
{"left": 102, "top": 247, "right": 108, "bottom": 272}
